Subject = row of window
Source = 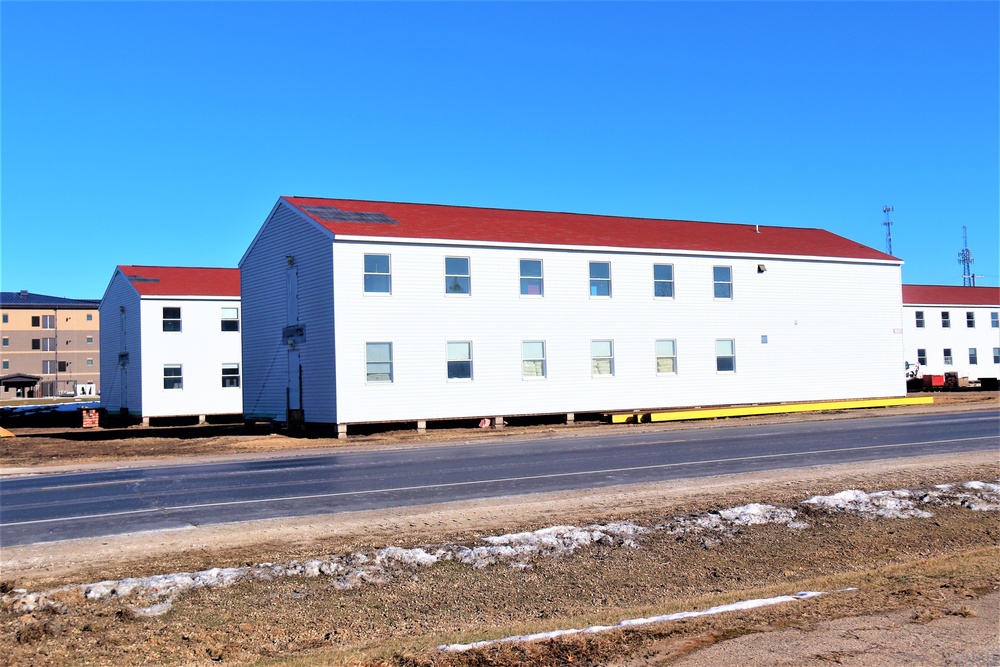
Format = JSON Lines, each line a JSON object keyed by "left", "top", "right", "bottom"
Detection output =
{"left": 364, "top": 338, "right": 736, "bottom": 383}
{"left": 162, "top": 307, "right": 240, "bottom": 333}
{"left": 1, "top": 336, "right": 95, "bottom": 348}
{"left": 914, "top": 310, "right": 1000, "bottom": 329}
{"left": 363, "top": 255, "right": 734, "bottom": 300}
{"left": 916, "top": 347, "right": 1000, "bottom": 366}
{"left": 0, "top": 358, "right": 95, "bottom": 371}
{"left": 163, "top": 363, "right": 241, "bottom": 389}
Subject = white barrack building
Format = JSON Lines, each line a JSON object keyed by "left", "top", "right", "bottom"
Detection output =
{"left": 100, "top": 266, "right": 243, "bottom": 424}
{"left": 240, "top": 198, "right": 906, "bottom": 436}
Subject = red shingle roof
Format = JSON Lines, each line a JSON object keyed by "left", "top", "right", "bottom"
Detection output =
{"left": 283, "top": 197, "right": 897, "bottom": 262}
{"left": 118, "top": 266, "right": 240, "bottom": 297}
{"left": 902, "top": 284, "right": 1000, "bottom": 306}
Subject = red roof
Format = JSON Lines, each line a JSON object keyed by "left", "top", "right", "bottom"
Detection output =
{"left": 118, "top": 266, "right": 240, "bottom": 297}
{"left": 283, "top": 197, "right": 896, "bottom": 261}
{"left": 902, "top": 284, "right": 1000, "bottom": 307}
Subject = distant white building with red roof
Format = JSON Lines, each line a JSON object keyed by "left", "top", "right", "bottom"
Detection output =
{"left": 901, "top": 284, "right": 1000, "bottom": 383}
{"left": 239, "top": 197, "right": 907, "bottom": 436}
{"left": 99, "top": 265, "right": 242, "bottom": 423}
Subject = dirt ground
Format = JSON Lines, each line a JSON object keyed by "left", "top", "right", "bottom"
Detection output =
{"left": 1, "top": 395, "right": 998, "bottom": 666}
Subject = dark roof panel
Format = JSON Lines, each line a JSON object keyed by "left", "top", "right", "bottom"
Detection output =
{"left": 0, "top": 292, "right": 100, "bottom": 309}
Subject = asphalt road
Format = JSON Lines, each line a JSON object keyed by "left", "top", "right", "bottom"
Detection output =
{"left": 2, "top": 410, "right": 997, "bottom": 546}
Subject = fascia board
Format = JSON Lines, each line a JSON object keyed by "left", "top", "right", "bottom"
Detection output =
{"left": 330, "top": 235, "right": 905, "bottom": 266}
{"left": 98, "top": 267, "right": 140, "bottom": 311}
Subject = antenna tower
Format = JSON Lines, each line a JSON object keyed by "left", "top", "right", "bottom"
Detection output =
{"left": 882, "top": 205, "right": 894, "bottom": 255}
{"left": 958, "top": 226, "right": 976, "bottom": 287}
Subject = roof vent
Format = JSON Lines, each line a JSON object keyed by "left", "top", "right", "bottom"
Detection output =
{"left": 19, "top": 290, "right": 28, "bottom": 299}
{"left": 300, "top": 205, "right": 398, "bottom": 225}
{"left": 127, "top": 275, "right": 160, "bottom": 283}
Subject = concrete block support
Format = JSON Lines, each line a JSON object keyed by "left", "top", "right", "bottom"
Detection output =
{"left": 142, "top": 417, "right": 150, "bottom": 427}
{"left": 417, "top": 420, "right": 427, "bottom": 433}
{"left": 495, "top": 416, "right": 505, "bottom": 429}
{"left": 198, "top": 415, "right": 206, "bottom": 425}
{"left": 566, "top": 412, "right": 575, "bottom": 424}
{"left": 336, "top": 423, "right": 348, "bottom": 440}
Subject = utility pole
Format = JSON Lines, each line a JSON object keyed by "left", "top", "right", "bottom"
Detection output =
{"left": 882, "top": 205, "right": 894, "bottom": 255}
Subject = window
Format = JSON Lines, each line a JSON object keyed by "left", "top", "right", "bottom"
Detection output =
{"left": 943, "top": 348, "right": 953, "bottom": 365}
{"left": 222, "top": 363, "right": 240, "bottom": 388}
{"left": 42, "top": 338, "right": 56, "bottom": 352}
{"left": 713, "top": 266, "right": 733, "bottom": 299}
{"left": 42, "top": 315, "right": 54, "bottom": 329}
{"left": 653, "top": 264, "right": 674, "bottom": 298}
{"left": 86, "top": 358, "right": 94, "bottom": 366}
{"left": 31, "top": 316, "right": 39, "bottom": 327}
{"left": 447, "top": 342, "right": 473, "bottom": 380}
{"left": 366, "top": 342, "right": 393, "bottom": 382}
{"left": 969, "top": 348, "right": 978, "bottom": 365}
{"left": 941, "top": 311, "right": 950, "bottom": 328}
{"left": 915, "top": 311, "right": 925, "bottom": 328}
{"left": 967, "top": 312, "right": 976, "bottom": 328}
{"left": 1, "top": 361, "right": 7, "bottom": 370}
{"left": 589, "top": 262, "right": 611, "bottom": 297}
{"left": 656, "top": 339, "right": 677, "bottom": 374}
{"left": 1, "top": 338, "right": 8, "bottom": 347}
{"left": 58, "top": 361, "right": 68, "bottom": 372}
{"left": 163, "top": 307, "right": 181, "bottom": 332}
{"left": 994, "top": 347, "right": 1000, "bottom": 364}
{"left": 86, "top": 336, "right": 93, "bottom": 344}
{"left": 363, "top": 254, "right": 391, "bottom": 294}
{"left": 1, "top": 314, "right": 6, "bottom": 324}
{"left": 163, "top": 365, "right": 183, "bottom": 389}
{"left": 86, "top": 314, "right": 93, "bottom": 321}
{"left": 445, "top": 257, "right": 470, "bottom": 294}
{"left": 917, "top": 349, "right": 927, "bottom": 365}
{"left": 221, "top": 307, "right": 239, "bottom": 332}
{"left": 522, "top": 341, "right": 546, "bottom": 378}
{"left": 992, "top": 312, "right": 999, "bottom": 328}
{"left": 520, "top": 259, "right": 543, "bottom": 296}
{"left": 42, "top": 360, "right": 56, "bottom": 374}
{"left": 31, "top": 339, "right": 40, "bottom": 350}
{"left": 716, "top": 339, "right": 736, "bottom": 372}
{"left": 591, "top": 340, "right": 614, "bottom": 375}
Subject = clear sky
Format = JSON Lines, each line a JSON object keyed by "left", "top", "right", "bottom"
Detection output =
{"left": 2, "top": 1, "right": 997, "bottom": 300}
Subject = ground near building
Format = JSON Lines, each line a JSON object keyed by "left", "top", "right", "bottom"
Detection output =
{"left": 0, "top": 396, "right": 997, "bottom": 666}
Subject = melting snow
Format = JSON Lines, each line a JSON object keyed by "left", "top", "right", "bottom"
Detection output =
{"left": 3, "top": 479, "right": 996, "bottom": 617}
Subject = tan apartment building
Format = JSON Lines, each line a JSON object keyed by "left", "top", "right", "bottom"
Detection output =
{"left": 1, "top": 291, "right": 101, "bottom": 399}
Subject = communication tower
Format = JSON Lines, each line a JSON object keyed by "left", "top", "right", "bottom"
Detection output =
{"left": 958, "top": 226, "right": 976, "bottom": 287}
{"left": 882, "top": 205, "right": 894, "bottom": 255}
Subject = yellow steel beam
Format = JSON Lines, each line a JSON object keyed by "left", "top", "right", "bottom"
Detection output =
{"left": 610, "top": 396, "right": 935, "bottom": 424}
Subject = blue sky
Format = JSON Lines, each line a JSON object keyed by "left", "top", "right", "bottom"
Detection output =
{"left": 2, "top": 1, "right": 997, "bottom": 299}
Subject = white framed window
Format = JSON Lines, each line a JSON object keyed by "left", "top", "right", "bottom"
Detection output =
{"left": 655, "top": 339, "right": 677, "bottom": 374}
{"left": 589, "top": 262, "right": 611, "bottom": 297}
{"left": 164, "top": 364, "right": 183, "bottom": 389}
{"left": 221, "top": 307, "right": 240, "bottom": 332}
{"left": 969, "top": 348, "right": 978, "bottom": 365}
{"left": 86, "top": 358, "right": 94, "bottom": 366}
{"left": 447, "top": 341, "right": 473, "bottom": 380}
{"left": 366, "top": 342, "right": 393, "bottom": 383}
{"left": 917, "top": 349, "right": 927, "bottom": 365}
{"left": 162, "top": 307, "right": 181, "bottom": 332}
{"left": 716, "top": 339, "right": 736, "bottom": 372}
{"left": 42, "top": 338, "right": 56, "bottom": 352}
{"left": 992, "top": 312, "right": 999, "bottom": 328}
{"left": 522, "top": 341, "right": 546, "bottom": 378}
{"left": 653, "top": 264, "right": 674, "bottom": 298}
{"left": 42, "top": 360, "right": 56, "bottom": 374}
{"left": 520, "top": 259, "right": 543, "bottom": 296}
{"left": 222, "top": 363, "right": 240, "bottom": 388}
{"left": 941, "top": 311, "right": 950, "bottom": 328}
{"left": 993, "top": 347, "right": 1000, "bottom": 364}
{"left": 591, "top": 340, "right": 614, "bottom": 376}
{"left": 445, "top": 257, "right": 471, "bottom": 295}
{"left": 713, "top": 266, "right": 733, "bottom": 299}
{"left": 943, "top": 348, "right": 953, "bottom": 365}
{"left": 86, "top": 314, "right": 93, "bottom": 321}
{"left": 915, "top": 311, "right": 925, "bottom": 328}
{"left": 86, "top": 336, "right": 94, "bottom": 344}
{"left": 966, "top": 312, "right": 975, "bottom": 328}
{"left": 41, "top": 315, "right": 55, "bottom": 329}
{"left": 363, "top": 254, "right": 391, "bottom": 294}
